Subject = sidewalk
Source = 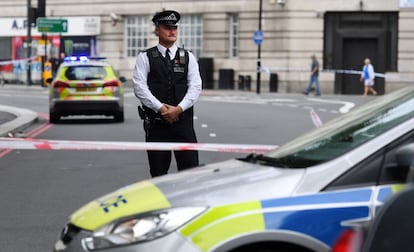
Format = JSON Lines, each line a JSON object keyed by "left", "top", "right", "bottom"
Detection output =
{"left": 0, "top": 83, "right": 40, "bottom": 137}
{"left": 0, "top": 105, "right": 38, "bottom": 137}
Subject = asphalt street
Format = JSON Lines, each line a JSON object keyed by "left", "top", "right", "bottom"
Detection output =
{"left": 0, "top": 83, "right": 376, "bottom": 251}
{"left": 0, "top": 111, "right": 15, "bottom": 124}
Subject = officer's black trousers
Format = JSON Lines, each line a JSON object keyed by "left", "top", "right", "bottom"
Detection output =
{"left": 145, "top": 113, "right": 199, "bottom": 177}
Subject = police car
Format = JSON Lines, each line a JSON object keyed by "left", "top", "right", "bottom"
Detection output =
{"left": 48, "top": 56, "right": 126, "bottom": 123}
{"left": 54, "top": 86, "right": 414, "bottom": 252}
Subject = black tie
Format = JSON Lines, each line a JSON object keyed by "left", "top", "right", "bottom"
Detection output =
{"left": 166, "top": 48, "right": 171, "bottom": 61}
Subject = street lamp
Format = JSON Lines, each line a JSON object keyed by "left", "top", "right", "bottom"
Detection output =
{"left": 256, "top": 0, "right": 263, "bottom": 94}
{"left": 27, "top": 0, "right": 32, "bottom": 85}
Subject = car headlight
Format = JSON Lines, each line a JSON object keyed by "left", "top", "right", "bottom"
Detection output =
{"left": 82, "top": 207, "right": 206, "bottom": 250}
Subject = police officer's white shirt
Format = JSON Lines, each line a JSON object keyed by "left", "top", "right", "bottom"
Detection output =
{"left": 133, "top": 44, "right": 202, "bottom": 113}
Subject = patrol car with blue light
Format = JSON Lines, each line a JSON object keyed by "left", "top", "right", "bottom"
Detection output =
{"left": 54, "top": 86, "right": 414, "bottom": 252}
{"left": 47, "top": 56, "right": 126, "bottom": 123}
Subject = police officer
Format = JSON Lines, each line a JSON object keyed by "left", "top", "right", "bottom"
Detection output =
{"left": 133, "top": 10, "right": 202, "bottom": 177}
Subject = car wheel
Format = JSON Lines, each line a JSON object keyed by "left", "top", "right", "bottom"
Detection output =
{"left": 114, "top": 111, "right": 124, "bottom": 122}
{"left": 49, "top": 112, "right": 60, "bottom": 123}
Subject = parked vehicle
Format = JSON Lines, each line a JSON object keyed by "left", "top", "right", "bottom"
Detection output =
{"left": 48, "top": 56, "right": 126, "bottom": 123}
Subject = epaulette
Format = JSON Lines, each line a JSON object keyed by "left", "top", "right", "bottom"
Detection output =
{"left": 147, "top": 47, "right": 160, "bottom": 58}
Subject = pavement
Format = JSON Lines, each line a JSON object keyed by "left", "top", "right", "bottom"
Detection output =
{"left": 0, "top": 84, "right": 41, "bottom": 137}
{"left": 0, "top": 105, "right": 38, "bottom": 137}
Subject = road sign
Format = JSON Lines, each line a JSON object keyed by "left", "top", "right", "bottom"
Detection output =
{"left": 37, "top": 18, "right": 68, "bottom": 33}
{"left": 253, "top": 30, "right": 264, "bottom": 45}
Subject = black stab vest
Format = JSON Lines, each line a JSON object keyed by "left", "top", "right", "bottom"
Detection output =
{"left": 147, "top": 46, "right": 189, "bottom": 106}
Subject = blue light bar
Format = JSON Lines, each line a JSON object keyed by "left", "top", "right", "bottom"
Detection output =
{"left": 63, "top": 56, "right": 107, "bottom": 63}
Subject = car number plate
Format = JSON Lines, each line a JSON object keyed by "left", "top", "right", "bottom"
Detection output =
{"left": 76, "top": 87, "right": 97, "bottom": 92}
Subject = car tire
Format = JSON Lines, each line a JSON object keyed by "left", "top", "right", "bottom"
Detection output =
{"left": 49, "top": 112, "right": 60, "bottom": 123}
{"left": 114, "top": 111, "right": 124, "bottom": 122}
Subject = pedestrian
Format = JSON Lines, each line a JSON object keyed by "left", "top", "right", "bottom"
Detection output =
{"left": 132, "top": 10, "right": 202, "bottom": 177}
{"left": 50, "top": 52, "right": 65, "bottom": 78}
{"left": 59, "top": 52, "right": 66, "bottom": 65}
{"left": 303, "top": 54, "right": 321, "bottom": 96}
{"left": 360, "top": 58, "right": 377, "bottom": 96}
{"left": 50, "top": 54, "right": 60, "bottom": 78}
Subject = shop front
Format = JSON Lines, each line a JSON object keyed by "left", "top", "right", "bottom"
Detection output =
{"left": 0, "top": 16, "right": 100, "bottom": 84}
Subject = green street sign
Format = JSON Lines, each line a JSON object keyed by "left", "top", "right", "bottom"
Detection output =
{"left": 37, "top": 18, "right": 68, "bottom": 33}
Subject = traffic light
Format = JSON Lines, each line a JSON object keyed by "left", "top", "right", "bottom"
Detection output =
{"left": 29, "top": 0, "right": 46, "bottom": 25}
{"left": 29, "top": 7, "right": 37, "bottom": 25}
{"left": 38, "top": 0, "right": 46, "bottom": 18}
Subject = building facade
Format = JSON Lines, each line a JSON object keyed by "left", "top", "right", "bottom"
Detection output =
{"left": 1, "top": 0, "right": 413, "bottom": 93}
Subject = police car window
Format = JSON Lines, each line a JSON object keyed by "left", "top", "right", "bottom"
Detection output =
{"left": 265, "top": 87, "right": 414, "bottom": 168}
{"left": 65, "top": 66, "right": 107, "bottom": 80}
{"left": 325, "top": 130, "right": 414, "bottom": 191}
{"left": 379, "top": 130, "right": 414, "bottom": 184}
{"left": 324, "top": 148, "right": 384, "bottom": 191}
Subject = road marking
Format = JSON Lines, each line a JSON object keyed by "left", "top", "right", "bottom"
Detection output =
{"left": 201, "top": 95, "right": 354, "bottom": 115}
{"left": 308, "top": 98, "right": 355, "bottom": 114}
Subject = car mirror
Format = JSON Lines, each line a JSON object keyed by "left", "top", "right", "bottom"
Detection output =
{"left": 395, "top": 143, "right": 414, "bottom": 183}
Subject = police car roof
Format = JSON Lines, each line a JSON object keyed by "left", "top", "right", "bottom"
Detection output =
{"left": 61, "top": 61, "right": 110, "bottom": 67}
{"left": 60, "top": 58, "right": 112, "bottom": 67}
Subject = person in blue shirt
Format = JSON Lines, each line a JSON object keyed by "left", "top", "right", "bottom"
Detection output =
{"left": 360, "top": 58, "right": 377, "bottom": 96}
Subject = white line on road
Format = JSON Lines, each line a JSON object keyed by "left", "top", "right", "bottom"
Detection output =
{"left": 307, "top": 98, "right": 355, "bottom": 114}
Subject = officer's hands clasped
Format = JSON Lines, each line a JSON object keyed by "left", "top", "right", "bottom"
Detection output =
{"left": 160, "top": 104, "right": 182, "bottom": 124}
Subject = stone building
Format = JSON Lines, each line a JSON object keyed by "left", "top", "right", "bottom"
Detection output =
{"left": 0, "top": 0, "right": 413, "bottom": 93}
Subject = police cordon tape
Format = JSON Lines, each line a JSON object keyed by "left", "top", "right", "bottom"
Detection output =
{"left": 0, "top": 56, "right": 38, "bottom": 66}
{"left": 0, "top": 137, "right": 277, "bottom": 154}
{"left": 261, "top": 66, "right": 414, "bottom": 83}
{"left": 310, "top": 110, "right": 323, "bottom": 128}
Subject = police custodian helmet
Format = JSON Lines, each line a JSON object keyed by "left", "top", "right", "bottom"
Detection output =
{"left": 152, "top": 10, "right": 181, "bottom": 26}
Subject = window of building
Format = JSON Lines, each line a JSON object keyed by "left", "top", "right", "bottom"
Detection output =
{"left": 177, "top": 15, "right": 203, "bottom": 58}
{"left": 125, "top": 16, "right": 149, "bottom": 57}
{"left": 229, "top": 14, "right": 239, "bottom": 58}
{"left": 0, "top": 38, "right": 11, "bottom": 60}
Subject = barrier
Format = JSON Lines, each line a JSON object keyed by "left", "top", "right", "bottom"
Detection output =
{"left": 310, "top": 110, "right": 323, "bottom": 128}
{"left": 262, "top": 66, "right": 414, "bottom": 83}
{"left": 0, "top": 57, "right": 39, "bottom": 84}
{"left": 0, "top": 137, "right": 277, "bottom": 154}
